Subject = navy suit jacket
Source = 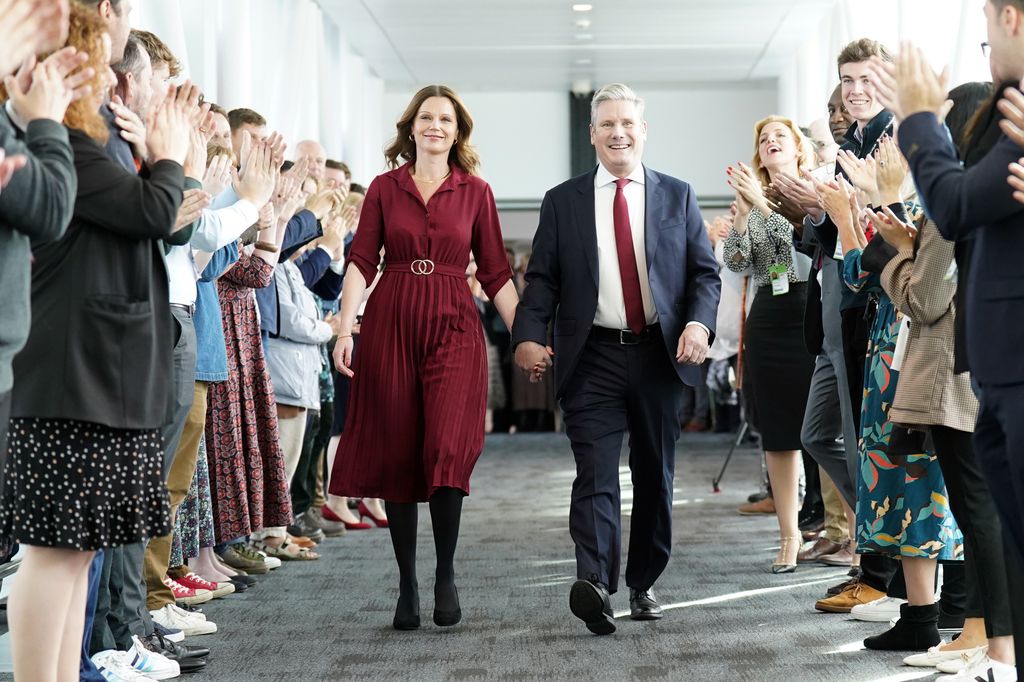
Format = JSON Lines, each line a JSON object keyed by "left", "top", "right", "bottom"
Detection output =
{"left": 511, "top": 166, "right": 721, "bottom": 397}
{"left": 899, "top": 111, "right": 1024, "bottom": 386}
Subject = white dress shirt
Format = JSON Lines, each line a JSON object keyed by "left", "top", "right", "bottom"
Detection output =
{"left": 593, "top": 163, "right": 710, "bottom": 338}
{"left": 593, "top": 163, "right": 656, "bottom": 329}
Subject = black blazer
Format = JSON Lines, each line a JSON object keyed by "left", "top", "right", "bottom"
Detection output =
{"left": 899, "top": 111, "right": 1024, "bottom": 386}
{"left": 12, "top": 128, "right": 185, "bottom": 429}
{"left": 511, "top": 166, "right": 721, "bottom": 397}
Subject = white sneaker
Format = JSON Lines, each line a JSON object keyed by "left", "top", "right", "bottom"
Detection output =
{"left": 937, "top": 647, "right": 992, "bottom": 674}
{"left": 125, "top": 635, "right": 180, "bottom": 680}
{"left": 254, "top": 548, "right": 282, "bottom": 570}
{"left": 937, "top": 654, "right": 1017, "bottom": 681}
{"left": 850, "top": 596, "right": 907, "bottom": 622}
{"left": 91, "top": 650, "right": 158, "bottom": 681}
{"left": 903, "top": 644, "right": 986, "bottom": 668}
{"left": 169, "top": 602, "right": 206, "bottom": 621}
{"left": 149, "top": 604, "right": 218, "bottom": 636}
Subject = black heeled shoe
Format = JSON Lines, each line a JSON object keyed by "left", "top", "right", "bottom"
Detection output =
{"left": 433, "top": 582, "right": 462, "bottom": 627}
{"left": 393, "top": 586, "right": 421, "bottom": 630}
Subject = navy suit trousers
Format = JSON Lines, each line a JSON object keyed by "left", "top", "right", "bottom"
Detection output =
{"left": 561, "top": 327, "right": 683, "bottom": 595}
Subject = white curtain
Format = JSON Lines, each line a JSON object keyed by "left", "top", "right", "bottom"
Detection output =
{"left": 778, "top": 0, "right": 992, "bottom": 126}
{"left": 132, "top": 0, "right": 387, "bottom": 184}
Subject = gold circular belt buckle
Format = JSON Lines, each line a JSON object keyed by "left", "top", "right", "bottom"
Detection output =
{"left": 411, "top": 259, "right": 435, "bottom": 275}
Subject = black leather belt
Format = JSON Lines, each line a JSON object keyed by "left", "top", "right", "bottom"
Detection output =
{"left": 170, "top": 303, "right": 195, "bottom": 317}
{"left": 590, "top": 324, "right": 660, "bottom": 345}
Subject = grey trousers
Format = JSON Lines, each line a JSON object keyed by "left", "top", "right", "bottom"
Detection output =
{"left": 800, "top": 349, "right": 858, "bottom": 508}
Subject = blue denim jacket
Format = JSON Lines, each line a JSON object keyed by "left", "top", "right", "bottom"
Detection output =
{"left": 194, "top": 241, "right": 240, "bottom": 382}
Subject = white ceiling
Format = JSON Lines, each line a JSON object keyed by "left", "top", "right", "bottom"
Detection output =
{"left": 315, "top": 0, "right": 838, "bottom": 91}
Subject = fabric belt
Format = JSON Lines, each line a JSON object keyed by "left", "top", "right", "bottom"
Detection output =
{"left": 169, "top": 303, "right": 195, "bottom": 317}
{"left": 590, "top": 324, "right": 660, "bottom": 345}
{"left": 386, "top": 260, "right": 466, "bottom": 277}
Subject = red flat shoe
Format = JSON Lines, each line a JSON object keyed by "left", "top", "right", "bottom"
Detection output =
{"left": 321, "top": 504, "right": 372, "bottom": 530}
{"left": 358, "top": 500, "right": 389, "bottom": 528}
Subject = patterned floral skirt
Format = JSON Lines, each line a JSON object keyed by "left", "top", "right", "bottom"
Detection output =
{"left": 171, "top": 435, "right": 217, "bottom": 566}
{"left": 0, "top": 418, "right": 170, "bottom": 551}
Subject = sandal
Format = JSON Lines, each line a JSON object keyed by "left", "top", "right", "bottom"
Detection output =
{"left": 259, "top": 540, "right": 319, "bottom": 561}
{"left": 287, "top": 533, "right": 318, "bottom": 549}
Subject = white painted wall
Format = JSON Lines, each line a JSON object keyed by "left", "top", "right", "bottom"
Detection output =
{"left": 383, "top": 85, "right": 777, "bottom": 202}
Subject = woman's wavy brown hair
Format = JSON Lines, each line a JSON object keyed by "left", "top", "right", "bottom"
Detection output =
{"left": 384, "top": 85, "right": 480, "bottom": 175}
{"left": 52, "top": 5, "right": 111, "bottom": 143}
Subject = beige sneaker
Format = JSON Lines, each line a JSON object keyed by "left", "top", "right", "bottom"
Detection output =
{"left": 814, "top": 582, "right": 887, "bottom": 613}
{"left": 737, "top": 497, "right": 775, "bottom": 515}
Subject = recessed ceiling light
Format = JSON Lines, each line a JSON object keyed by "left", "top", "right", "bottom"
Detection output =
{"left": 572, "top": 4, "right": 593, "bottom": 11}
{"left": 576, "top": 18, "right": 591, "bottom": 28}
{"left": 575, "top": 58, "right": 592, "bottom": 66}
{"left": 575, "top": 33, "right": 593, "bottom": 40}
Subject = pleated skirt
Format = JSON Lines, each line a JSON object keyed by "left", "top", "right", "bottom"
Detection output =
{"left": 328, "top": 271, "right": 487, "bottom": 503}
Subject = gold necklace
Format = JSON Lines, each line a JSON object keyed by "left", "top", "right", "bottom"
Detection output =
{"left": 412, "top": 168, "right": 450, "bottom": 184}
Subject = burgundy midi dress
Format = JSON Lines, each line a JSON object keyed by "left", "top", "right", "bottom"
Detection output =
{"left": 328, "top": 162, "right": 512, "bottom": 503}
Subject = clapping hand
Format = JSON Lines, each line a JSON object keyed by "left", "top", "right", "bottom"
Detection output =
{"left": 0, "top": 148, "right": 27, "bottom": 190}
{"left": 0, "top": 0, "right": 44, "bottom": 78}
{"left": 3, "top": 55, "right": 77, "bottom": 124}
{"left": 1005, "top": 157, "right": 1024, "bottom": 206}
{"left": 874, "top": 135, "right": 910, "bottom": 205}
{"left": 765, "top": 183, "right": 807, "bottom": 228}
{"left": 173, "top": 188, "right": 211, "bottom": 232}
{"left": 868, "top": 42, "right": 949, "bottom": 123}
{"left": 726, "top": 162, "right": 770, "bottom": 215}
{"left": 836, "top": 149, "right": 879, "bottom": 205}
{"left": 109, "top": 95, "right": 148, "bottom": 161}
{"left": 865, "top": 206, "right": 917, "bottom": 252}
{"left": 202, "top": 153, "right": 233, "bottom": 198}
{"left": 235, "top": 135, "right": 278, "bottom": 207}
{"left": 146, "top": 84, "right": 191, "bottom": 165}
{"left": 997, "top": 82, "right": 1024, "bottom": 149}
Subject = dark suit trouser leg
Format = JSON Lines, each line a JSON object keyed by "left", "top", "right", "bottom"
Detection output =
{"left": 623, "top": 339, "right": 684, "bottom": 592}
{"left": 79, "top": 550, "right": 105, "bottom": 680}
{"left": 801, "top": 354, "right": 856, "bottom": 508}
{"left": 973, "top": 383, "right": 1024, "bottom": 671}
{"left": 89, "top": 549, "right": 116, "bottom": 655}
{"left": 562, "top": 338, "right": 630, "bottom": 594}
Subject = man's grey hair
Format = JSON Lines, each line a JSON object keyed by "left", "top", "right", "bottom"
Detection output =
{"left": 590, "top": 83, "right": 645, "bottom": 124}
{"left": 113, "top": 34, "right": 146, "bottom": 78}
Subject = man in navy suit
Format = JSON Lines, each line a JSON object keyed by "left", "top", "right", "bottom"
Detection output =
{"left": 512, "top": 83, "right": 720, "bottom": 635}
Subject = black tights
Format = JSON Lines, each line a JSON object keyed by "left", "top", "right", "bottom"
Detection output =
{"left": 385, "top": 487, "right": 464, "bottom": 621}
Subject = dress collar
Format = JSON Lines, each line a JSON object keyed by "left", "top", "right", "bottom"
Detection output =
{"left": 595, "top": 162, "right": 646, "bottom": 189}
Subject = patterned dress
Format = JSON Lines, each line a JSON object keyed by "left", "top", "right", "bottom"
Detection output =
{"left": 171, "top": 435, "right": 216, "bottom": 566}
{"left": 842, "top": 249, "right": 962, "bottom": 559}
{"left": 205, "top": 250, "right": 293, "bottom": 543}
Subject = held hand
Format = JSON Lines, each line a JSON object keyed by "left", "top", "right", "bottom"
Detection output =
{"left": 676, "top": 325, "right": 709, "bottom": 366}
{"left": 333, "top": 335, "right": 355, "bottom": 377}
{"left": 514, "top": 341, "right": 554, "bottom": 382}
{"left": 110, "top": 97, "right": 148, "bottom": 161}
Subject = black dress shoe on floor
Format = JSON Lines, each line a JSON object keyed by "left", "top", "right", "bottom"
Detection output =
{"left": 433, "top": 582, "right": 462, "bottom": 627}
{"left": 569, "top": 580, "right": 615, "bottom": 635}
{"left": 145, "top": 632, "right": 210, "bottom": 660}
{"left": 629, "top": 588, "right": 663, "bottom": 620}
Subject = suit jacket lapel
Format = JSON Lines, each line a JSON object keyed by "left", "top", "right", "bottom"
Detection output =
{"left": 574, "top": 170, "right": 599, "bottom": 288}
{"left": 644, "top": 166, "right": 663, "bottom": 271}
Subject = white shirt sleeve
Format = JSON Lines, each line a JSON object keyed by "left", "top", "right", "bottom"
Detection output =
{"left": 189, "top": 199, "right": 260, "bottom": 252}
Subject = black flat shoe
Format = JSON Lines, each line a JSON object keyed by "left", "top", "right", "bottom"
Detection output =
{"left": 393, "top": 586, "right": 421, "bottom": 631}
{"left": 569, "top": 580, "right": 615, "bottom": 635}
{"left": 629, "top": 588, "right": 663, "bottom": 620}
{"left": 433, "top": 582, "right": 462, "bottom": 627}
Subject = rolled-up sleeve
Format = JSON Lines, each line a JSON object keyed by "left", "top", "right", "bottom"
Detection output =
{"left": 471, "top": 183, "right": 513, "bottom": 300}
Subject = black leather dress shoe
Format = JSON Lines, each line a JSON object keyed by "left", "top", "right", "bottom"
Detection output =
{"left": 145, "top": 632, "right": 210, "bottom": 660}
{"left": 569, "top": 580, "right": 615, "bottom": 635}
{"left": 629, "top": 588, "right": 663, "bottom": 620}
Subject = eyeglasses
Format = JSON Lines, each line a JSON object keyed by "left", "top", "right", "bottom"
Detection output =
{"left": 981, "top": 41, "right": 991, "bottom": 58}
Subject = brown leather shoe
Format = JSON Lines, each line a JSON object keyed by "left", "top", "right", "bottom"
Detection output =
{"left": 683, "top": 418, "right": 709, "bottom": 433}
{"left": 815, "top": 583, "right": 886, "bottom": 613}
{"left": 737, "top": 497, "right": 775, "bottom": 515}
{"left": 819, "top": 540, "right": 855, "bottom": 566}
{"left": 798, "top": 536, "right": 842, "bottom": 564}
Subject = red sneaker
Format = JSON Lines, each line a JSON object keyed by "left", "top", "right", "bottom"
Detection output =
{"left": 163, "top": 576, "right": 213, "bottom": 606}
{"left": 175, "top": 571, "right": 235, "bottom": 599}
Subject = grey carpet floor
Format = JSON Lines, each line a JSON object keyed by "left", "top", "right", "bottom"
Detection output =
{"left": 6, "top": 433, "right": 941, "bottom": 681}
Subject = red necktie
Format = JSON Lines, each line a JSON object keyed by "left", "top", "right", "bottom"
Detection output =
{"left": 613, "top": 178, "right": 646, "bottom": 335}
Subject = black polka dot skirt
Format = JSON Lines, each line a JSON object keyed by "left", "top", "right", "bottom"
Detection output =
{"left": 0, "top": 418, "right": 171, "bottom": 551}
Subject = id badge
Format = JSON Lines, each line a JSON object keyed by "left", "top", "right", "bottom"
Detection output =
{"left": 833, "top": 237, "right": 844, "bottom": 261}
{"left": 769, "top": 264, "right": 790, "bottom": 296}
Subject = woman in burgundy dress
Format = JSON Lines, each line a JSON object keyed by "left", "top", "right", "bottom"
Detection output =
{"left": 330, "top": 85, "right": 520, "bottom": 630}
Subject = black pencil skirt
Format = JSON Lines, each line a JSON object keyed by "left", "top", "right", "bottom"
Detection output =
{"left": 743, "top": 282, "right": 816, "bottom": 451}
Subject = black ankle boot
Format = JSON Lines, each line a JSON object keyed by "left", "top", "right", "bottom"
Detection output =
{"left": 393, "top": 581, "right": 421, "bottom": 630}
{"left": 863, "top": 603, "right": 940, "bottom": 651}
{"left": 433, "top": 581, "right": 462, "bottom": 627}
